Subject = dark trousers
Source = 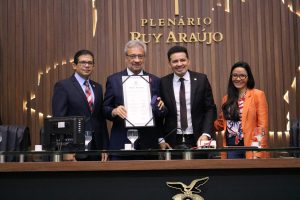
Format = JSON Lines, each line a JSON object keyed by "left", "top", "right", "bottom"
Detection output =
{"left": 226, "top": 136, "right": 246, "bottom": 159}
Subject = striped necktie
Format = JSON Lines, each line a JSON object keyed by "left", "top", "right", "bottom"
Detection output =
{"left": 84, "top": 80, "right": 94, "bottom": 112}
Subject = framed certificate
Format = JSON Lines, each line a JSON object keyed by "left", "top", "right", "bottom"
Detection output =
{"left": 122, "top": 75, "right": 154, "bottom": 127}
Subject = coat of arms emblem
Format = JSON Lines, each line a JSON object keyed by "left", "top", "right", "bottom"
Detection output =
{"left": 166, "top": 177, "right": 209, "bottom": 200}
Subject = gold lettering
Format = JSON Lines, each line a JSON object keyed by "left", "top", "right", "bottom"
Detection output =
{"left": 167, "top": 18, "right": 176, "bottom": 26}
{"left": 129, "top": 32, "right": 149, "bottom": 43}
{"left": 178, "top": 17, "right": 185, "bottom": 25}
{"left": 137, "top": 16, "right": 224, "bottom": 44}
{"left": 189, "top": 33, "right": 198, "bottom": 42}
{"left": 198, "top": 32, "right": 206, "bottom": 42}
{"left": 149, "top": 19, "right": 156, "bottom": 27}
{"left": 178, "top": 33, "right": 188, "bottom": 42}
{"left": 158, "top": 19, "right": 165, "bottom": 26}
{"left": 197, "top": 18, "right": 201, "bottom": 25}
{"left": 187, "top": 18, "right": 195, "bottom": 25}
{"left": 166, "top": 31, "right": 178, "bottom": 43}
{"left": 213, "top": 32, "right": 224, "bottom": 42}
{"left": 130, "top": 32, "right": 142, "bottom": 40}
{"left": 203, "top": 17, "right": 212, "bottom": 25}
{"left": 139, "top": 17, "right": 215, "bottom": 27}
{"left": 164, "top": 31, "right": 224, "bottom": 44}
{"left": 141, "top": 19, "right": 147, "bottom": 27}
{"left": 206, "top": 32, "right": 212, "bottom": 44}
{"left": 130, "top": 32, "right": 164, "bottom": 43}
{"left": 197, "top": 32, "right": 212, "bottom": 44}
{"left": 152, "top": 33, "right": 163, "bottom": 43}
{"left": 142, "top": 34, "right": 151, "bottom": 43}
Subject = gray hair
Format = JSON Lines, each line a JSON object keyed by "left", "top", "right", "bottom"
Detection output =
{"left": 124, "top": 40, "right": 147, "bottom": 55}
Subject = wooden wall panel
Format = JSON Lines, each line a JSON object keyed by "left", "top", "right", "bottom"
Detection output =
{"left": 0, "top": 0, "right": 299, "bottom": 148}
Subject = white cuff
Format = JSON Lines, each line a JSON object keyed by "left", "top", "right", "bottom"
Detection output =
{"left": 201, "top": 133, "right": 211, "bottom": 139}
{"left": 158, "top": 138, "right": 165, "bottom": 144}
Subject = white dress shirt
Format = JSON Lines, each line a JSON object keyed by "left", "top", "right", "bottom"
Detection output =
{"left": 127, "top": 68, "right": 144, "bottom": 75}
{"left": 173, "top": 72, "right": 193, "bottom": 135}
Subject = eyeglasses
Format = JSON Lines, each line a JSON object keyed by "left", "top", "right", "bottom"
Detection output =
{"left": 78, "top": 61, "right": 94, "bottom": 66}
{"left": 231, "top": 73, "right": 248, "bottom": 80}
{"left": 126, "top": 54, "right": 145, "bottom": 59}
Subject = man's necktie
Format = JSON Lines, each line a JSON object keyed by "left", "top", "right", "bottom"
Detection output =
{"left": 84, "top": 80, "right": 94, "bottom": 112}
{"left": 179, "top": 77, "right": 188, "bottom": 131}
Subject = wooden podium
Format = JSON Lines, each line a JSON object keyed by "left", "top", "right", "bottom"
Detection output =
{"left": 1, "top": 158, "right": 300, "bottom": 200}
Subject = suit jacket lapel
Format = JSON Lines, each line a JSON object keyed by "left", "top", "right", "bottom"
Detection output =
{"left": 189, "top": 71, "right": 197, "bottom": 110}
{"left": 143, "top": 70, "right": 148, "bottom": 76}
{"left": 166, "top": 74, "right": 176, "bottom": 111}
{"left": 120, "top": 70, "right": 128, "bottom": 103}
{"left": 121, "top": 69, "right": 129, "bottom": 85}
{"left": 121, "top": 69, "right": 129, "bottom": 75}
{"left": 90, "top": 80, "right": 98, "bottom": 110}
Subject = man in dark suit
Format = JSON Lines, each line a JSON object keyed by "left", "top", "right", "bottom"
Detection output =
{"left": 160, "top": 46, "right": 216, "bottom": 149}
{"left": 52, "top": 49, "right": 109, "bottom": 161}
{"left": 103, "top": 40, "right": 166, "bottom": 159}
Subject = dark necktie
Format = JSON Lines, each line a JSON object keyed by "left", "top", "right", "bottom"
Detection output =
{"left": 84, "top": 80, "right": 94, "bottom": 112}
{"left": 179, "top": 77, "right": 188, "bottom": 131}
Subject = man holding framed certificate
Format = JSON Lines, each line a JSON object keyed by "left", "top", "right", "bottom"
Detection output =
{"left": 103, "top": 40, "right": 166, "bottom": 158}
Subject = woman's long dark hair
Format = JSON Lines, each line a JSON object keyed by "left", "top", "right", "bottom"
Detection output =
{"left": 222, "top": 61, "right": 255, "bottom": 121}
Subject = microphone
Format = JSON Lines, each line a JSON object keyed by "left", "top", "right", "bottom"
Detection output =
{"left": 158, "top": 127, "right": 178, "bottom": 145}
{"left": 174, "top": 128, "right": 191, "bottom": 150}
{"left": 159, "top": 128, "right": 191, "bottom": 150}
